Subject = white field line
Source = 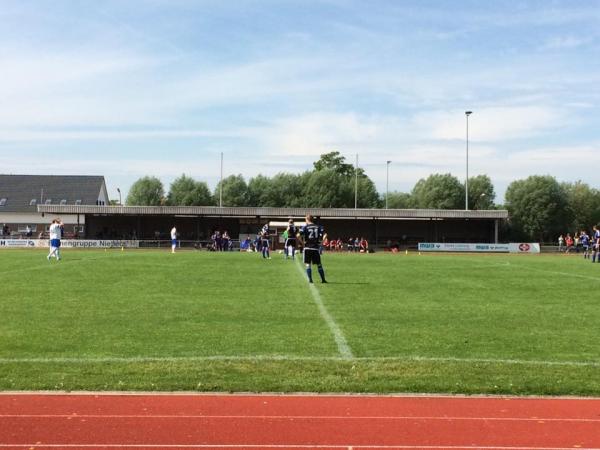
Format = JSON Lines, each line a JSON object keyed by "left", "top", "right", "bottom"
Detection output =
{"left": 1, "top": 414, "right": 600, "bottom": 423}
{"left": 0, "top": 445, "right": 598, "bottom": 450}
{"left": 294, "top": 257, "right": 353, "bottom": 359}
{"left": 508, "top": 263, "right": 600, "bottom": 282}
{"left": 1, "top": 354, "right": 599, "bottom": 368}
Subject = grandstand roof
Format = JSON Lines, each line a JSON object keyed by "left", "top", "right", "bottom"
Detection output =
{"left": 0, "top": 174, "right": 108, "bottom": 213}
{"left": 38, "top": 204, "right": 508, "bottom": 220}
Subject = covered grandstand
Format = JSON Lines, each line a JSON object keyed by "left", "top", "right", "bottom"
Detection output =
{"left": 37, "top": 205, "right": 508, "bottom": 248}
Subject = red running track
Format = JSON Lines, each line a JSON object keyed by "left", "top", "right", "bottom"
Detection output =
{"left": 1, "top": 393, "right": 600, "bottom": 450}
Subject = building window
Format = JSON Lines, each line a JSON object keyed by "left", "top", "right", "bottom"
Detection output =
{"left": 30, "top": 199, "right": 37, "bottom": 206}
{"left": 75, "top": 199, "right": 82, "bottom": 205}
{"left": 60, "top": 199, "right": 67, "bottom": 205}
{"left": 45, "top": 199, "right": 52, "bottom": 204}
{"left": 0, "top": 198, "right": 6, "bottom": 206}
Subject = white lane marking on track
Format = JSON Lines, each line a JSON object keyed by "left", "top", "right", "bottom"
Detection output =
{"left": 0, "top": 445, "right": 598, "bottom": 449}
{"left": 294, "top": 257, "right": 353, "bottom": 359}
{"left": 1, "top": 355, "right": 599, "bottom": 367}
{"left": 1, "top": 414, "right": 600, "bottom": 423}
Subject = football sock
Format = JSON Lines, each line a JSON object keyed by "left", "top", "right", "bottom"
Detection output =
{"left": 317, "top": 265, "right": 326, "bottom": 282}
{"left": 306, "top": 267, "right": 313, "bottom": 282}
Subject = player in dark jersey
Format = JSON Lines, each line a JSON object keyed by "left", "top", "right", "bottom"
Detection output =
{"left": 592, "top": 226, "right": 600, "bottom": 263}
{"left": 580, "top": 230, "right": 590, "bottom": 259}
{"left": 285, "top": 219, "right": 298, "bottom": 260}
{"left": 260, "top": 223, "right": 271, "bottom": 259}
{"left": 297, "top": 214, "right": 327, "bottom": 283}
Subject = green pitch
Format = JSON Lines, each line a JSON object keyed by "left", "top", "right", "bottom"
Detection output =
{"left": 1, "top": 249, "right": 599, "bottom": 395}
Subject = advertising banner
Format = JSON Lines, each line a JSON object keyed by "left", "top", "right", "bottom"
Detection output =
{"left": 418, "top": 243, "right": 510, "bottom": 253}
{"left": 508, "top": 243, "right": 541, "bottom": 253}
{"left": 0, "top": 239, "right": 139, "bottom": 249}
{"left": 418, "top": 243, "right": 539, "bottom": 253}
{"left": 0, "top": 239, "right": 37, "bottom": 248}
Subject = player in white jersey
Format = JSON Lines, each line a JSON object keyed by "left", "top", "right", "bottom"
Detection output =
{"left": 47, "top": 218, "right": 63, "bottom": 261}
{"left": 171, "top": 226, "right": 177, "bottom": 253}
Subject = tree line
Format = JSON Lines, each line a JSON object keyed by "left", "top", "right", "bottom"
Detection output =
{"left": 125, "top": 152, "right": 600, "bottom": 242}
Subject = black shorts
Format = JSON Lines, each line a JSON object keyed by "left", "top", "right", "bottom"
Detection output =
{"left": 285, "top": 238, "right": 296, "bottom": 248}
{"left": 303, "top": 248, "right": 321, "bottom": 265}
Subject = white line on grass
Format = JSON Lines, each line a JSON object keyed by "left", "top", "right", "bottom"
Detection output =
{"left": 1, "top": 355, "right": 599, "bottom": 368}
{"left": 510, "top": 264, "right": 600, "bottom": 282}
{"left": 294, "top": 257, "right": 353, "bottom": 359}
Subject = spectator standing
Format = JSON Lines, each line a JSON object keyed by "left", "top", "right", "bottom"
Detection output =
{"left": 558, "top": 235, "right": 564, "bottom": 252}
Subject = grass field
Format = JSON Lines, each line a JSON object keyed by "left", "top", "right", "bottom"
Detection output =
{"left": 1, "top": 249, "right": 600, "bottom": 395}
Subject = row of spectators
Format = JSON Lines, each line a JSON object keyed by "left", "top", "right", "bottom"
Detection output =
{"left": 323, "top": 236, "right": 369, "bottom": 252}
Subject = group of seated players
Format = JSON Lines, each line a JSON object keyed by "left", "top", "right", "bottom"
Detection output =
{"left": 324, "top": 236, "right": 369, "bottom": 252}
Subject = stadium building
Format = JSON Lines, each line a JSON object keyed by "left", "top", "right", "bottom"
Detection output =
{"left": 0, "top": 175, "right": 109, "bottom": 238}
{"left": 37, "top": 204, "right": 507, "bottom": 248}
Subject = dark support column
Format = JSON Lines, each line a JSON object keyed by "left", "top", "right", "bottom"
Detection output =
{"left": 373, "top": 218, "right": 377, "bottom": 247}
{"left": 494, "top": 219, "right": 499, "bottom": 243}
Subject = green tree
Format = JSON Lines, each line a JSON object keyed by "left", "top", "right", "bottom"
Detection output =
{"left": 353, "top": 170, "right": 380, "bottom": 208}
{"left": 468, "top": 174, "right": 496, "bottom": 210}
{"left": 247, "top": 175, "right": 272, "bottom": 207}
{"left": 386, "top": 191, "right": 413, "bottom": 209}
{"left": 505, "top": 175, "right": 573, "bottom": 241}
{"left": 411, "top": 173, "right": 464, "bottom": 209}
{"left": 267, "top": 173, "right": 305, "bottom": 207}
{"left": 213, "top": 174, "right": 248, "bottom": 206}
{"left": 561, "top": 181, "right": 600, "bottom": 231}
{"left": 167, "top": 174, "right": 212, "bottom": 206}
{"left": 126, "top": 176, "right": 164, "bottom": 206}
{"left": 311, "top": 152, "right": 379, "bottom": 208}
{"left": 313, "top": 151, "right": 355, "bottom": 176}
{"left": 303, "top": 168, "right": 354, "bottom": 208}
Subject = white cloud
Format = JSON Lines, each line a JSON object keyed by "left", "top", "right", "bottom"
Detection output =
{"left": 542, "top": 36, "right": 594, "bottom": 50}
{"left": 414, "top": 106, "right": 567, "bottom": 141}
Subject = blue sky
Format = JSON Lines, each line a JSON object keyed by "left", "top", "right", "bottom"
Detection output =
{"left": 1, "top": 0, "right": 599, "bottom": 202}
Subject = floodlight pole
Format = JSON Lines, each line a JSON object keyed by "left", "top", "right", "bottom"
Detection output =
{"left": 465, "top": 111, "right": 472, "bottom": 211}
{"left": 219, "top": 152, "right": 223, "bottom": 208}
{"left": 117, "top": 188, "right": 121, "bottom": 206}
{"left": 386, "top": 160, "right": 391, "bottom": 209}
{"left": 354, "top": 154, "right": 358, "bottom": 209}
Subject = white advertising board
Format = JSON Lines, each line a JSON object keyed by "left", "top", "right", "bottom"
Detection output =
{"left": 418, "top": 243, "right": 510, "bottom": 253}
{"left": 0, "top": 239, "right": 37, "bottom": 248}
{"left": 0, "top": 239, "right": 139, "bottom": 249}
{"left": 508, "top": 243, "right": 541, "bottom": 253}
{"left": 418, "top": 243, "right": 540, "bottom": 253}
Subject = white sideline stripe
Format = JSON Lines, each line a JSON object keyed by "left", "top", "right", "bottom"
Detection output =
{"left": 294, "top": 258, "right": 353, "bottom": 359}
{"left": 0, "top": 445, "right": 598, "bottom": 450}
{"left": 2, "top": 414, "right": 600, "bottom": 423}
{"left": 1, "top": 355, "right": 599, "bottom": 368}
{"left": 510, "top": 263, "right": 600, "bottom": 282}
